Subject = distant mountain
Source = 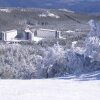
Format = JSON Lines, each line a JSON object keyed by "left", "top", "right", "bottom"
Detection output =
{"left": 0, "top": 0, "right": 100, "bottom": 13}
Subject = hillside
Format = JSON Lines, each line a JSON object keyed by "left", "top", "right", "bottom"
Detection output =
{"left": 0, "top": 9, "right": 100, "bottom": 79}
{"left": 0, "top": 8, "right": 99, "bottom": 32}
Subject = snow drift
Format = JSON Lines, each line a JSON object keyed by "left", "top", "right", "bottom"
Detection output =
{"left": 1, "top": 79, "right": 100, "bottom": 100}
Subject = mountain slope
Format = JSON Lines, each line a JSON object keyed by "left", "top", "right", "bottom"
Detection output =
{"left": 0, "top": 8, "right": 90, "bottom": 31}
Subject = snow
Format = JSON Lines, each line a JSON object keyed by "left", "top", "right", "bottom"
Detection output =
{"left": 24, "top": 29, "right": 32, "bottom": 33}
{"left": 59, "top": 9, "right": 75, "bottom": 13}
{"left": 84, "top": 20, "right": 100, "bottom": 61}
{"left": 39, "top": 11, "right": 60, "bottom": 18}
{"left": 73, "top": 47, "right": 85, "bottom": 54}
{"left": 0, "top": 79, "right": 100, "bottom": 100}
{"left": 38, "top": 13, "right": 47, "bottom": 17}
{"left": 71, "top": 41, "right": 85, "bottom": 54}
{"left": 47, "top": 12, "right": 60, "bottom": 18}
{"left": 33, "top": 37, "right": 44, "bottom": 42}
{"left": 0, "top": 9, "right": 11, "bottom": 13}
{"left": 66, "top": 30, "right": 75, "bottom": 33}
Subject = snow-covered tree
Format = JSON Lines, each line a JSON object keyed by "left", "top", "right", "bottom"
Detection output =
{"left": 85, "top": 20, "right": 100, "bottom": 62}
{"left": 36, "top": 43, "right": 65, "bottom": 78}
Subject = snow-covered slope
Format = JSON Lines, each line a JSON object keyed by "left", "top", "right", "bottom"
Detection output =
{"left": 0, "top": 79, "right": 100, "bottom": 100}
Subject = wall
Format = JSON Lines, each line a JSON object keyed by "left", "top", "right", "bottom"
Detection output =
{"left": 23, "top": 31, "right": 34, "bottom": 41}
{"left": 4, "top": 30, "right": 17, "bottom": 41}
{"left": 36, "top": 29, "right": 57, "bottom": 39}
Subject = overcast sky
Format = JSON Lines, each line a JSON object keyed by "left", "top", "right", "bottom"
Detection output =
{"left": 0, "top": 0, "right": 100, "bottom": 13}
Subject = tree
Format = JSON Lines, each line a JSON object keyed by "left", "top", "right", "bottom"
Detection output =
{"left": 85, "top": 20, "right": 100, "bottom": 62}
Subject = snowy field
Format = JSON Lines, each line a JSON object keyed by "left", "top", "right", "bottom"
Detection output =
{"left": 0, "top": 79, "right": 100, "bottom": 100}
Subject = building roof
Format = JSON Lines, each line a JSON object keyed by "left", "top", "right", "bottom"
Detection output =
{"left": 38, "top": 28, "right": 57, "bottom": 32}
{"left": 2, "top": 29, "right": 17, "bottom": 33}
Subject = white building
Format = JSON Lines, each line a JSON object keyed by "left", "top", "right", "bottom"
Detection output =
{"left": 34, "top": 28, "right": 60, "bottom": 39}
{"left": 0, "top": 28, "right": 61, "bottom": 43}
{"left": 1, "top": 30, "right": 17, "bottom": 41}
{"left": 23, "top": 28, "right": 61, "bottom": 42}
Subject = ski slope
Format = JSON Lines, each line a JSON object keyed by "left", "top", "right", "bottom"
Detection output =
{"left": 0, "top": 79, "right": 100, "bottom": 100}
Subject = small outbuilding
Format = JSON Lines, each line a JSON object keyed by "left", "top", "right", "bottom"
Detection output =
{"left": 1, "top": 30, "right": 17, "bottom": 41}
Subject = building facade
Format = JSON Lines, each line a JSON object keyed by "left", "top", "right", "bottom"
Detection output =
{"left": 0, "top": 28, "right": 61, "bottom": 42}
{"left": 23, "top": 28, "right": 61, "bottom": 42}
{"left": 34, "top": 29, "right": 61, "bottom": 39}
{"left": 1, "top": 30, "right": 17, "bottom": 41}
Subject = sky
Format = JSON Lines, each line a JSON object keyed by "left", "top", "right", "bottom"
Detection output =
{"left": 0, "top": 0, "right": 100, "bottom": 13}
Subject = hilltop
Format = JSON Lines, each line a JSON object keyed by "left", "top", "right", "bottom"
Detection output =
{"left": 0, "top": 8, "right": 99, "bottom": 32}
